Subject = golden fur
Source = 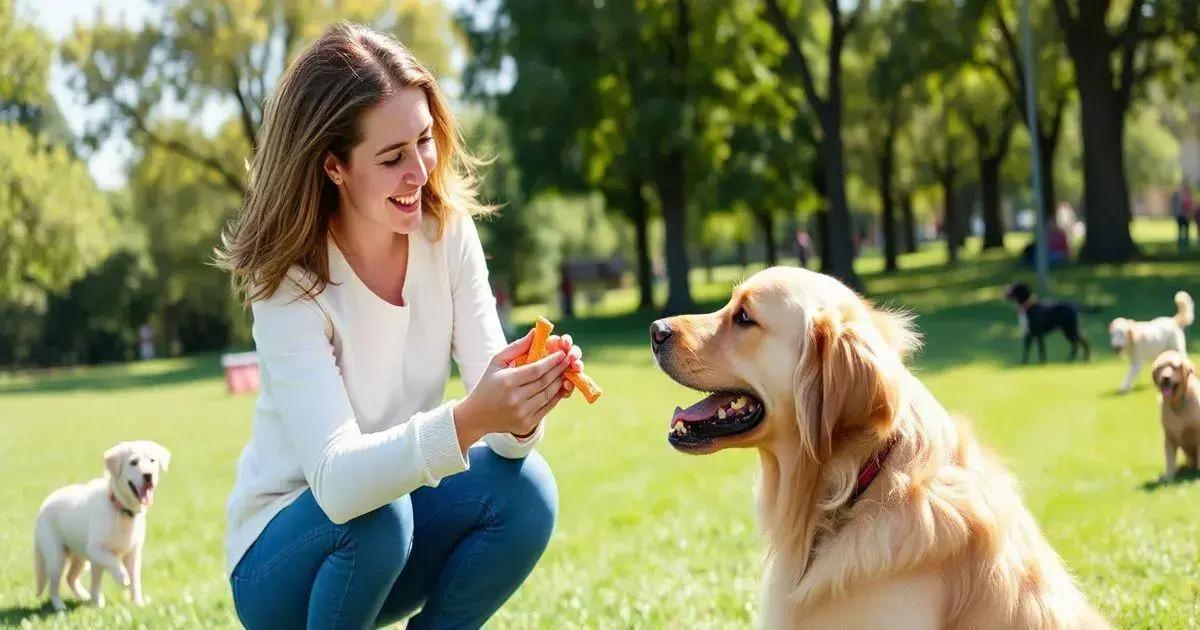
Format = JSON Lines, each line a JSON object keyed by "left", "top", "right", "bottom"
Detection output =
{"left": 654, "top": 267, "right": 1106, "bottom": 629}
{"left": 1151, "top": 350, "right": 1200, "bottom": 482}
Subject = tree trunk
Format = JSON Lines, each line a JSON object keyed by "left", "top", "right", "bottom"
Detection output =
{"left": 1038, "top": 135, "right": 1058, "bottom": 227}
{"left": 901, "top": 193, "right": 917, "bottom": 254}
{"left": 1075, "top": 77, "right": 1136, "bottom": 261}
{"left": 815, "top": 209, "right": 830, "bottom": 273}
{"left": 941, "top": 171, "right": 959, "bottom": 265}
{"left": 820, "top": 118, "right": 860, "bottom": 288}
{"left": 656, "top": 149, "right": 694, "bottom": 314}
{"left": 1060, "top": 19, "right": 1137, "bottom": 262}
{"left": 879, "top": 142, "right": 898, "bottom": 272}
{"left": 980, "top": 155, "right": 1004, "bottom": 250}
{"left": 755, "top": 211, "right": 779, "bottom": 266}
{"left": 631, "top": 193, "right": 654, "bottom": 311}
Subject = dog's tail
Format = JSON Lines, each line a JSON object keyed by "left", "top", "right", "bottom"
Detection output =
{"left": 34, "top": 546, "right": 46, "bottom": 597}
{"left": 1174, "top": 291, "right": 1194, "bottom": 328}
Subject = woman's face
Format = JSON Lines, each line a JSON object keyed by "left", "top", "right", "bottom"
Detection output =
{"left": 325, "top": 86, "right": 438, "bottom": 236}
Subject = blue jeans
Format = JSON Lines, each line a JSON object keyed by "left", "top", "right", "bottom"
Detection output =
{"left": 230, "top": 447, "right": 557, "bottom": 629}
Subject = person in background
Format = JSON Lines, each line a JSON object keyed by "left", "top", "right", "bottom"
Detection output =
{"left": 138, "top": 323, "right": 155, "bottom": 360}
{"left": 1172, "top": 183, "right": 1191, "bottom": 251}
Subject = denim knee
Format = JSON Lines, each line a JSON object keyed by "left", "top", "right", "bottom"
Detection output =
{"left": 479, "top": 448, "right": 558, "bottom": 549}
{"left": 340, "top": 495, "right": 415, "bottom": 570}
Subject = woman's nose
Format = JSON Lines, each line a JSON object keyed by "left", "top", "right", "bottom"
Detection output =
{"left": 403, "top": 151, "right": 429, "bottom": 187}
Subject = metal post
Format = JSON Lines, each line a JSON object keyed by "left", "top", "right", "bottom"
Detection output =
{"left": 1021, "top": 0, "right": 1051, "bottom": 296}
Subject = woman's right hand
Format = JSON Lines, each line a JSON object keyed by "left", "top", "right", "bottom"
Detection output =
{"left": 453, "top": 330, "right": 572, "bottom": 449}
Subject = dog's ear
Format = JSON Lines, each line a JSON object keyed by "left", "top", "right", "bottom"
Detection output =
{"left": 794, "top": 303, "right": 902, "bottom": 460}
{"left": 151, "top": 442, "right": 171, "bottom": 472}
{"left": 869, "top": 305, "right": 921, "bottom": 359}
{"left": 103, "top": 443, "right": 129, "bottom": 477}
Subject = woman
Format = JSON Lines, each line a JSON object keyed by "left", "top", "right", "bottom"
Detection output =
{"left": 216, "top": 23, "right": 580, "bottom": 628}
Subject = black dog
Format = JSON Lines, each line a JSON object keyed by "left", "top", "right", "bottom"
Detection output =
{"left": 1003, "top": 282, "right": 1091, "bottom": 364}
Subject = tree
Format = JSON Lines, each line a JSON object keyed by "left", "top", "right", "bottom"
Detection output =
{"left": 62, "top": 0, "right": 460, "bottom": 196}
{"left": 761, "top": 0, "right": 866, "bottom": 288}
{"left": 1052, "top": 0, "right": 1199, "bottom": 262}
{"left": 959, "top": 68, "right": 1016, "bottom": 250}
{"left": 911, "top": 73, "right": 974, "bottom": 265}
{"left": 977, "top": 0, "right": 1072, "bottom": 235}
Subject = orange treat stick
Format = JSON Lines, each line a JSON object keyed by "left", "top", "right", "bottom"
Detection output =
{"left": 512, "top": 316, "right": 602, "bottom": 404}
{"left": 567, "top": 371, "right": 602, "bottom": 404}
{"left": 513, "top": 317, "right": 554, "bottom": 367}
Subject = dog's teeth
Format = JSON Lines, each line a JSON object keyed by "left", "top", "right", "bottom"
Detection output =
{"left": 730, "top": 397, "right": 747, "bottom": 410}
{"left": 717, "top": 408, "right": 727, "bottom": 420}
{"left": 672, "top": 420, "right": 687, "bottom": 435}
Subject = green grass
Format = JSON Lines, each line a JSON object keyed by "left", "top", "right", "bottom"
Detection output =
{"left": 3, "top": 220, "right": 1200, "bottom": 627}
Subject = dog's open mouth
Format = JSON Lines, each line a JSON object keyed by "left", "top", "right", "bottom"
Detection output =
{"left": 668, "top": 392, "right": 765, "bottom": 451}
{"left": 129, "top": 480, "right": 155, "bottom": 506}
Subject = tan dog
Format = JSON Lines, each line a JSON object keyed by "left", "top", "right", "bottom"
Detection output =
{"left": 34, "top": 440, "right": 170, "bottom": 611}
{"left": 1151, "top": 351, "right": 1200, "bottom": 482}
{"left": 650, "top": 267, "right": 1105, "bottom": 629}
{"left": 1109, "top": 291, "right": 1193, "bottom": 393}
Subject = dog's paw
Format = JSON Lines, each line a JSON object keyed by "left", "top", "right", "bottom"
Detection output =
{"left": 51, "top": 598, "right": 66, "bottom": 612}
{"left": 132, "top": 595, "right": 147, "bottom": 607}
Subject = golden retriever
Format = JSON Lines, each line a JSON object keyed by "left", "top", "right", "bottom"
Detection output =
{"left": 34, "top": 440, "right": 170, "bottom": 611}
{"left": 650, "top": 267, "right": 1106, "bottom": 628}
{"left": 1150, "top": 350, "right": 1200, "bottom": 482}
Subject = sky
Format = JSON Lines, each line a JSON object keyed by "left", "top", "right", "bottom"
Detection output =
{"left": 20, "top": 0, "right": 489, "bottom": 191}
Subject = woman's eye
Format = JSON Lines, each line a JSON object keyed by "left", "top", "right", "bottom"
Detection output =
{"left": 734, "top": 308, "right": 756, "bottom": 327}
{"left": 418, "top": 135, "right": 433, "bottom": 146}
{"left": 382, "top": 153, "right": 404, "bottom": 167}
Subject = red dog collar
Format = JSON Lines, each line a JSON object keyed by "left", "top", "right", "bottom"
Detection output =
{"left": 109, "top": 492, "right": 135, "bottom": 518}
{"left": 849, "top": 433, "right": 900, "bottom": 505}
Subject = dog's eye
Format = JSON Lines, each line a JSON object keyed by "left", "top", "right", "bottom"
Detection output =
{"left": 129, "top": 458, "right": 139, "bottom": 466}
{"left": 734, "top": 308, "right": 757, "bottom": 328}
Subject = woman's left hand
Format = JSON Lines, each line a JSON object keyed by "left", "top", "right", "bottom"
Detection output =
{"left": 511, "top": 334, "right": 582, "bottom": 399}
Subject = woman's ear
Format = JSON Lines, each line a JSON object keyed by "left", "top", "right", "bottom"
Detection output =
{"left": 323, "top": 152, "right": 345, "bottom": 186}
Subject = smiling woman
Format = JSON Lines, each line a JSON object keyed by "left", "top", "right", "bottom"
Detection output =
{"left": 212, "top": 22, "right": 584, "bottom": 629}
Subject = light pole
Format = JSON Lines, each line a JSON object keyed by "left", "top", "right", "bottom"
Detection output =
{"left": 1021, "top": 0, "right": 1051, "bottom": 296}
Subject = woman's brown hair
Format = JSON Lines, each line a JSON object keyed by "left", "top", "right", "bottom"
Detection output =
{"left": 216, "top": 22, "right": 492, "bottom": 303}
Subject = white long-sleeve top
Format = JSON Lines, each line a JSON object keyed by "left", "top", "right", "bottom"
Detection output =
{"left": 224, "top": 213, "right": 541, "bottom": 576}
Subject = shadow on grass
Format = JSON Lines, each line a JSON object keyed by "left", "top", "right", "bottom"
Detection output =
{"left": 0, "top": 354, "right": 223, "bottom": 396}
{"left": 0, "top": 600, "right": 86, "bottom": 625}
{"left": 1139, "top": 466, "right": 1200, "bottom": 492}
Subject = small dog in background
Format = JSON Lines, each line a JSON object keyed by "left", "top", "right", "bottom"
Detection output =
{"left": 1004, "top": 282, "right": 1092, "bottom": 364}
{"left": 1110, "top": 291, "right": 1193, "bottom": 393}
{"left": 1151, "top": 351, "right": 1200, "bottom": 482}
{"left": 34, "top": 440, "right": 171, "bottom": 611}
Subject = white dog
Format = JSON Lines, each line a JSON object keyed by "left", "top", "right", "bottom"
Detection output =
{"left": 1110, "top": 291, "right": 1194, "bottom": 393}
{"left": 34, "top": 440, "right": 170, "bottom": 611}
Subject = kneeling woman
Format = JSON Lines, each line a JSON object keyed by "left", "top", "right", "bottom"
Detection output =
{"left": 218, "top": 23, "right": 581, "bottom": 629}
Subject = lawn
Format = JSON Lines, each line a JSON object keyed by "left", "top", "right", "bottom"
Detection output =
{"left": 2, "top": 221, "right": 1199, "bottom": 628}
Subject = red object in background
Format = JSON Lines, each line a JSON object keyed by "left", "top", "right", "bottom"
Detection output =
{"left": 221, "top": 352, "right": 260, "bottom": 395}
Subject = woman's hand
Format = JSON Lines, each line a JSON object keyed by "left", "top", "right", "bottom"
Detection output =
{"left": 453, "top": 329, "right": 583, "bottom": 449}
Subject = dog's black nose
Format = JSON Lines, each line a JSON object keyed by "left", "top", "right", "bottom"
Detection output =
{"left": 143, "top": 473, "right": 153, "bottom": 483}
{"left": 650, "top": 320, "right": 673, "bottom": 348}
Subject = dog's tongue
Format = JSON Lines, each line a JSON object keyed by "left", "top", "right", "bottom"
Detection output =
{"left": 138, "top": 484, "right": 155, "bottom": 506}
{"left": 1161, "top": 385, "right": 1174, "bottom": 399}
{"left": 673, "top": 393, "right": 736, "bottom": 424}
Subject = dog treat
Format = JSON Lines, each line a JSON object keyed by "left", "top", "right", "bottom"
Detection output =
{"left": 513, "top": 316, "right": 603, "bottom": 404}
{"left": 513, "top": 317, "right": 554, "bottom": 367}
{"left": 569, "top": 371, "right": 603, "bottom": 404}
